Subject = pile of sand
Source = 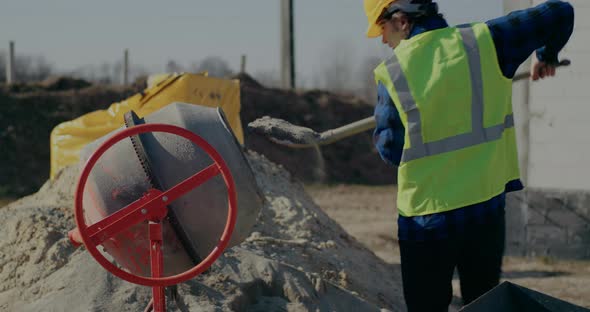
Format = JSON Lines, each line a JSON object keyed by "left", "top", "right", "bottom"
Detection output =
{"left": 0, "top": 151, "right": 403, "bottom": 311}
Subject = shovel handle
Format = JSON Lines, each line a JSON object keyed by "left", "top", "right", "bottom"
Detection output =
{"left": 315, "top": 59, "right": 571, "bottom": 146}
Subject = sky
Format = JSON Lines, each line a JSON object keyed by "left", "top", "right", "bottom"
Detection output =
{"left": 0, "top": 0, "right": 503, "bottom": 85}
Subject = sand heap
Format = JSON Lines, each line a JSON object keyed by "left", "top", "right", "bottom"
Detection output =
{"left": 0, "top": 151, "right": 403, "bottom": 311}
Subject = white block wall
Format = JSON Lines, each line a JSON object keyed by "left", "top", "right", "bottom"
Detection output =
{"left": 506, "top": 0, "right": 590, "bottom": 191}
{"left": 527, "top": 0, "right": 590, "bottom": 190}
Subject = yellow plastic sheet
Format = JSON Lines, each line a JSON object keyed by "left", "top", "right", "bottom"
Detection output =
{"left": 50, "top": 73, "right": 243, "bottom": 179}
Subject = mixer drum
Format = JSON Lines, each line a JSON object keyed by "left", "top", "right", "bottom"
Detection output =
{"left": 80, "top": 102, "right": 263, "bottom": 277}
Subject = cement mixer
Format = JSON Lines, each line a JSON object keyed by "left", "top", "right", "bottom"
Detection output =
{"left": 68, "top": 103, "right": 263, "bottom": 311}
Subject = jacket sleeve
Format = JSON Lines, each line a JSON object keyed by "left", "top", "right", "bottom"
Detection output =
{"left": 373, "top": 82, "right": 405, "bottom": 166}
{"left": 486, "top": 0, "right": 575, "bottom": 78}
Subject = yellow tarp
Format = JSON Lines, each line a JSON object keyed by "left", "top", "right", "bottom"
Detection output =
{"left": 50, "top": 73, "right": 243, "bottom": 179}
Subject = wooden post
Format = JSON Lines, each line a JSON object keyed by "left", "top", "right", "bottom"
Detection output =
{"left": 281, "top": 0, "right": 295, "bottom": 89}
{"left": 123, "top": 49, "right": 129, "bottom": 86}
{"left": 6, "top": 41, "right": 15, "bottom": 84}
{"left": 240, "top": 54, "right": 247, "bottom": 73}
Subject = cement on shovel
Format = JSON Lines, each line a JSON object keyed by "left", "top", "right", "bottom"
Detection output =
{"left": 248, "top": 116, "right": 320, "bottom": 148}
{"left": 248, "top": 116, "right": 327, "bottom": 181}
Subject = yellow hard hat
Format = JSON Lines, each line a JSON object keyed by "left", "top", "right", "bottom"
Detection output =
{"left": 364, "top": 0, "right": 396, "bottom": 38}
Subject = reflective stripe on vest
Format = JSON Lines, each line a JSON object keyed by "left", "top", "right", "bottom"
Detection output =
{"left": 385, "top": 25, "right": 515, "bottom": 163}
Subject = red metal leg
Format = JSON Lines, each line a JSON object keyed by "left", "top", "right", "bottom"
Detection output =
{"left": 149, "top": 222, "right": 165, "bottom": 312}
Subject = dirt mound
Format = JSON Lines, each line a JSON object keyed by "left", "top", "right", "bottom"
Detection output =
{"left": 0, "top": 74, "right": 393, "bottom": 197}
{"left": 38, "top": 76, "right": 92, "bottom": 91}
{"left": 233, "top": 73, "right": 263, "bottom": 89}
{"left": 1, "top": 77, "right": 92, "bottom": 93}
{"left": 0, "top": 152, "right": 403, "bottom": 311}
{"left": 0, "top": 85, "right": 139, "bottom": 197}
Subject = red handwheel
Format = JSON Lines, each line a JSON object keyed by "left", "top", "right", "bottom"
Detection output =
{"left": 72, "top": 123, "right": 238, "bottom": 289}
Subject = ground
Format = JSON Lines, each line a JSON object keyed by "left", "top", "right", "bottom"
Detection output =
{"left": 2, "top": 184, "right": 589, "bottom": 310}
{"left": 306, "top": 184, "right": 590, "bottom": 309}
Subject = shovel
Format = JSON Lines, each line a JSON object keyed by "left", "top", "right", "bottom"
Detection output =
{"left": 249, "top": 59, "right": 570, "bottom": 148}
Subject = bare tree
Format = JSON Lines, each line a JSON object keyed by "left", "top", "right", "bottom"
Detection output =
{"left": 165, "top": 60, "right": 183, "bottom": 73}
{"left": 13, "top": 55, "right": 33, "bottom": 81}
{"left": 112, "top": 60, "right": 123, "bottom": 84}
{"left": 31, "top": 56, "right": 53, "bottom": 81}
{"left": 193, "top": 56, "right": 233, "bottom": 78}
{"left": 0, "top": 51, "right": 5, "bottom": 81}
{"left": 130, "top": 64, "right": 150, "bottom": 80}
{"left": 66, "top": 60, "right": 145, "bottom": 85}
{"left": 357, "top": 55, "right": 383, "bottom": 104}
{"left": 317, "top": 41, "right": 356, "bottom": 93}
{"left": 69, "top": 65, "right": 95, "bottom": 82}
{"left": 252, "top": 70, "right": 281, "bottom": 88}
{"left": 0, "top": 52, "right": 53, "bottom": 82}
{"left": 98, "top": 62, "right": 112, "bottom": 84}
{"left": 15, "top": 55, "right": 51, "bottom": 81}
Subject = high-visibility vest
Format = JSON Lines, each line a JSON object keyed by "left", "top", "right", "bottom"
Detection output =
{"left": 374, "top": 23, "right": 520, "bottom": 217}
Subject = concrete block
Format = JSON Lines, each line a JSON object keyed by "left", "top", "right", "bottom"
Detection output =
{"left": 547, "top": 208, "right": 589, "bottom": 231}
{"left": 526, "top": 205, "right": 551, "bottom": 226}
{"left": 559, "top": 191, "right": 590, "bottom": 215}
{"left": 569, "top": 228, "right": 590, "bottom": 245}
{"left": 505, "top": 189, "right": 590, "bottom": 259}
{"left": 526, "top": 224, "right": 568, "bottom": 245}
{"left": 522, "top": 191, "right": 555, "bottom": 225}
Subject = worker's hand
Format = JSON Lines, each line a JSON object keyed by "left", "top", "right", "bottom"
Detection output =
{"left": 531, "top": 54, "right": 557, "bottom": 81}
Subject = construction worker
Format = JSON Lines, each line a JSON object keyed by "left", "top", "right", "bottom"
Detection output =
{"left": 364, "top": 0, "right": 574, "bottom": 311}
